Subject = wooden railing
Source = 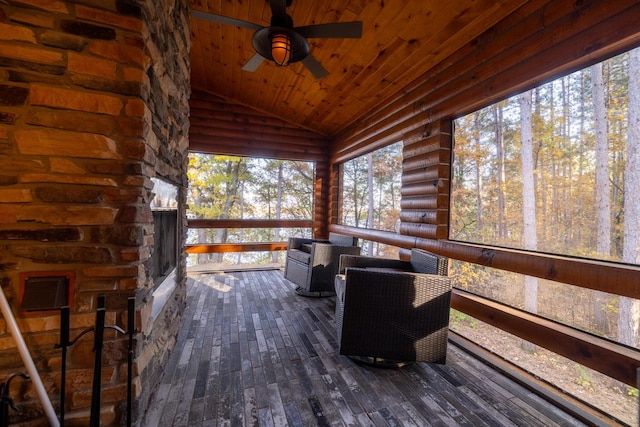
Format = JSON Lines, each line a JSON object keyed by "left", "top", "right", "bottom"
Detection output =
{"left": 185, "top": 218, "right": 313, "bottom": 254}
{"left": 184, "top": 219, "right": 640, "bottom": 387}
{"left": 329, "top": 224, "right": 640, "bottom": 388}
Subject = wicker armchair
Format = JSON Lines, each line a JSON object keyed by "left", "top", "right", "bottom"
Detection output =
{"left": 334, "top": 248, "right": 451, "bottom": 367}
{"left": 284, "top": 232, "right": 360, "bottom": 297}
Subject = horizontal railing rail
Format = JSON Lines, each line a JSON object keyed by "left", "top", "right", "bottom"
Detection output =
{"left": 187, "top": 219, "right": 313, "bottom": 229}
{"left": 186, "top": 242, "right": 288, "bottom": 254}
{"left": 183, "top": 220, "right": 640, "bottom": 386}
{"left": 329, "top": 224, "right": 640, "bottom": 387}
{"left": 185, "top": 218, "right": 312, "bottom": 255}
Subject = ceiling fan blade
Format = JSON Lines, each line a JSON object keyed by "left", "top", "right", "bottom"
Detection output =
{"left": 192, "top": 10, "right": 262, "bottom": 31}
{"left": 296, "top": 21, "right": 363, "bottom": 39}
{"left": 302, "top": 55, "right": 329, "bottom": 79}
{"left": 269, "top": 0, "right": 288, "bottom": 24}
{"left": 242, "top": 53, "right": 266, "bottom": 72}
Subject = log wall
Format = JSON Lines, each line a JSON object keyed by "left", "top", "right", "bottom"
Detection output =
{"left": 327, "top": 0, "right": 640, "bottom": 390}
{"left": 190, "top": 90, "right": 330, "bottom": 162}
{"left": 331, "top": 0, "right": 640, "bottom": 164}
{"left": 330, "top": 0, "right": 640, "bottom": 267}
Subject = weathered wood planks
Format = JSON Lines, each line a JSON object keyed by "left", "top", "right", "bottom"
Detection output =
{"left": 142, "top": 269, "right": 595, "bottom": 427}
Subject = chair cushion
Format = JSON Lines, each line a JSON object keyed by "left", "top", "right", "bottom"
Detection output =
{"left": 288, "top": 249, "right": 311, "bottom": 264}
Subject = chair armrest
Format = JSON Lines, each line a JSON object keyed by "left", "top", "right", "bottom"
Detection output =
{"left": 338, "top": 255, "right": 410, "bottom": 275}
{"left": 288, "top": 237, "right": 314, "bottom": 251}
{"left": 310, "top": 243, "right": 361, "bottom": 267}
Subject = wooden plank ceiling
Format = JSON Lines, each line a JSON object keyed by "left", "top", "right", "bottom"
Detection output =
{"left": 189, "top": 0, "right": 526, "bottom": 138}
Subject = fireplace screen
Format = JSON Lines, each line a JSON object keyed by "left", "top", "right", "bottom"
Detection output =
{"left": 152, "top": 210, "right": 178, "bottom": 285}
{"left": 151, "top": 178, "right": 179, "bottom": 287}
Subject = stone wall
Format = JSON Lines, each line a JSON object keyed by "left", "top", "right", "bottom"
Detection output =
{"left": 135, "top": 0, "right": 190, "bottom": 422}
{"left": 0, "top": 0, "right": 190, "bottom": 425}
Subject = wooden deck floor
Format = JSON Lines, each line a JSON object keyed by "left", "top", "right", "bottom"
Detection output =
{"left": 141, "top": 269, "right": 592, "bottom": 427}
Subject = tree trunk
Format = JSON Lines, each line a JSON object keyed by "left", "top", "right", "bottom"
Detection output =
{"left": 191, "top": 187, "right": 210, "bottom": 265}
{"left": 214, "top": 159, "right": 244, "bottom": 263}
{"left": 367, "top": 152, "right": 374, "bottom": 255}
{"left": 493, "top": 104, "right": 507, "bottom": 240}
{"left": 592, "top": 62, "right": 611, "bottom": 333}
{"left": 237, "top": 184, "right": 244, "bottom": 264}
{"left": 520, "top": 90, "right": 538, "bottom": 351}
{"left": 473, "top": 112, "right": 483, "bottom": 233}
{"left": 620, "top": 48, "right": 640, "bottom": 347}
{"left": 272, "top": 161, "right": 284, "bottom": 263}
{"left": 351, "top": 162, "right": 360, "bottom": 227}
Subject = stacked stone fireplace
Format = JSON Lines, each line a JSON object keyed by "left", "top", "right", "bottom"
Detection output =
{"left": 0, "top": 1, "right": 190, "bottom": 425}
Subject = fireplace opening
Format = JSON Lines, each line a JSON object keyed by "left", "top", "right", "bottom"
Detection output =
{"left": 150, "top": 178, "right": 179, "bottom": 319}
{"left": 152, "top": 210, "right": 177, "bottom": 286}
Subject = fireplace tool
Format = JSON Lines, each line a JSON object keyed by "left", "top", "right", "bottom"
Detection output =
{"left": 0, "top": 372, "right": 29, "bottom": 427}
{"left": 57, "top": 295, "right": 136, "bottom": 427}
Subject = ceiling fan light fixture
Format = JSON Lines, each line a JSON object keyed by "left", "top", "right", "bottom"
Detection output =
{"left": 271, "top": 31, "right": 292, "bottom": 66}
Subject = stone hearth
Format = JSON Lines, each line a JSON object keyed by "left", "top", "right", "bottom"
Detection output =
{"left": 0, "top": 1, "right": 190, "bottom": 424}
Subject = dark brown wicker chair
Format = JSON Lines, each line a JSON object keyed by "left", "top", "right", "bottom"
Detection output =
{"left": 334, "top": 248, "right": 451, "bottom": 367}
{"left": 284, "top": 232, "right": 360, "bottom": 297}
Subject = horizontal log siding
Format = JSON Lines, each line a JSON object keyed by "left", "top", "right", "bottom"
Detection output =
{"left": 314, "top": 158, "right": 330, "bottom": 239}
{"left": 189, "top": 90, "right": 331, "bottom": 161}
{"left": 331, "top": 0, "right": 640, "bottom": 163}
{"left": 327, "top": 3, "right": 640, "bottom": 387}
{"left": 396, "top": 119, "right": 452, "bottom": 239}
{"left": 329, "top": 162, "right": 342, "bottom": 231}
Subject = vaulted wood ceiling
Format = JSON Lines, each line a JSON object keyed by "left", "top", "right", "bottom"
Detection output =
{"left": 189, "top": 0, "right": 526, "bottom": 137}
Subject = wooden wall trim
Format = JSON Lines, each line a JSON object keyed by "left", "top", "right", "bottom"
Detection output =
{"left": 452, "top": 289, "right": 640, "bottom": 387}
{"left": 418, "top": 239, "right": 640, "bottom": 301}
{"left": 329, "top": 224, "right": 417, "bottom": 249}
{"left": 186, "top": 242, "right": 287, "bottom": 254}
{"left": 187, "top": 219, "right": 313, "bottom": 229}
{"left": 328, "top": 225, "right": 640, "bottom": 300}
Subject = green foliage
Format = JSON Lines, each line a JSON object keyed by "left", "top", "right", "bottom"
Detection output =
{"left": 450, "top": 309, "right": 478, "bottom": 329}
{"left": 575, "top": 365, "right": 593, "bottom": 390}
{"left": 187, "top": 154, "right": 314, "bottom": 265}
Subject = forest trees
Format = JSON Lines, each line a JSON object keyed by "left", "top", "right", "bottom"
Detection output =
{"left": 340, "top": 142, "right": 403, "bottom": 256}
{"left": 519, "top": 90, "right": 538, "bottom": 352}
{"left": 187, "top": 154, "right": 314, "bottom": 265}
{"left": 451, "top": 47, "right": 640, "bottom": 348}
{"left": 620, "top": 48, "right": 640, "bottom": 347}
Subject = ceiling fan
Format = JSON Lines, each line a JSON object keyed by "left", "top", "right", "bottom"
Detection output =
{"left": 192, "top": 0, "right": 363, "bottom": 79}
